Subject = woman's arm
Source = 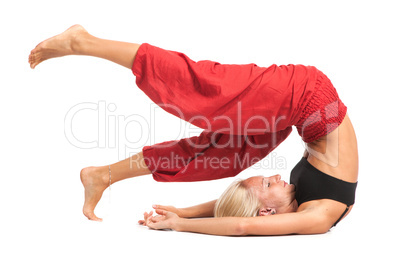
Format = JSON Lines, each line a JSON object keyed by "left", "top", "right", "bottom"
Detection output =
{"left": 179, "top": 200, "right": 217, "bottom": 218}
{"left": 147, "top": 209, "right": 331, "bottom": 236}
{"left": 139, "top": 200, "right": 217, "bottom": 225}
{"left": 152, "top": 200, "right": 217, "bottom": 218}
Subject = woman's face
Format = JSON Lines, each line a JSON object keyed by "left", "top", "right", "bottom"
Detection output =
{"left": 243, "top": 174, "right": 296, "bottom": 214}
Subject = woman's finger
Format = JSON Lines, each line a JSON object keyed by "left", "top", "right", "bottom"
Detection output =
{"left": 155, "top": 209, "right": 168, "bottom": 216}
{"left": 153, "top": 205, "right": 175, "bottom": 212}
{"left": 143, "top": 210, "right": 153, "bottom": 224}
{"left": 144, "top": 211, "right": 153, "bottom": 218}
{"left": 146, "top": 214, "right": 153, "bottom": 224}
{"left": 153, "top": 205, "right": 171, "bottom": 212}
{"left": 150, "top": 215, "right": 162, "bottom": 223}
{"left": 142, "top": 213, "right": 148, "bottom": 226}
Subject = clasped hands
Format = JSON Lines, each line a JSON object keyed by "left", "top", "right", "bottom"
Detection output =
{"left": 138, "top": 205, "right": 181, "bottom": 230}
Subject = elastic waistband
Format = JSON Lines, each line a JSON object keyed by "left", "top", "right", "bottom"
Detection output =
{"left": 295, "top": 71, "right": 347, "bottom": 143}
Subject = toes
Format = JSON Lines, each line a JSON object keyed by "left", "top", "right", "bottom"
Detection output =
{"left": 89, "top": 215, "right": 103, "bottom": 222}
{"left": 29, "top": 45, "right": 46, "bottom": 69}
{"left": 30, "top": 60, "right": 38, "bottom": 69}
{"left": 29, "top": 59, "right": 36, "bottom": 69}
{"left": 28, "top": 51, "right": 40, "bottom": 69}
{"left": 31, "top": 60, "right": 42, "bottom": 69}
{"left": 84, "top": 210, "right": 103, "bottom": 222}
{"left": 28, "top": 53, "right": 34, "bottom": 65}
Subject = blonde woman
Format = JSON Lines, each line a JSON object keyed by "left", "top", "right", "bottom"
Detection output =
{"left": 29, "top": 25, "right": 358, "bottom": 236}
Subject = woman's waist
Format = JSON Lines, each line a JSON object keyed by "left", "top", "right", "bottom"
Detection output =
{"left": 293, "top": 70, "right": 348, "bottom": 143}
{"left": 305, "top": 115, "right": 359, "bottom": 183}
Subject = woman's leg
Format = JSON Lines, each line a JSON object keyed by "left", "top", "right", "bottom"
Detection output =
{"left": 143, "top": 128, "right": 292, "bottom": 183}
{"left": 80, "top": 152, "right": 151, "bottom": 221}
{"left": 80, "top": 125, "right": 292, "bottom": 222}
{"left": 29, "top": 25, "right": 146, "bottom": 221}
{"left": 29, "top": 25, "right": 294, "bottom": 222}
{"left": 30, "top": 26, "right": 289, "bottom": 135}
{"left": 28, "top": 24, "right": 141, "bottom": 69}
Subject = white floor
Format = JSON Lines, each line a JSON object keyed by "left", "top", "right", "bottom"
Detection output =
{"left": 2, "top": 153, "right": 400, "bottom": 268}
{"left": 3, "top": 183, "right": 399, "bottom": 268}
{"left": 2, "top": 1, "right": 402, "bottom": 267}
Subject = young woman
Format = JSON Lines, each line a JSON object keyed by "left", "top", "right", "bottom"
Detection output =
{"left": 29, "top": 25, "right": 358, "bottom": 236}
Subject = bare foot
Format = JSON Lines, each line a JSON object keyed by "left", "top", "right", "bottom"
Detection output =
{"left": 28, "top": 24, "right": 89, "bottom": 69}
{"left": 80, "top": 166, "right": 110, "bottom": 222}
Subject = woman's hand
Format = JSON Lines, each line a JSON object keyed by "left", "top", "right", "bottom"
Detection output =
{"left": 138, "top": 210, "right": 154, "bottom": 226}
{"left": 138, "top": 204, "right": 183, "bottom": 226}
{"left": 144, "top": 209, "right": 181, "bottom": 230}
{"left": 151, "top": 204, "right": 184, "bottom": 217}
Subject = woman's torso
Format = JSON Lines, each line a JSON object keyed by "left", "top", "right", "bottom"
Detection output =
{"left": 297, "top": 114, "right": 359, "bottom": 226}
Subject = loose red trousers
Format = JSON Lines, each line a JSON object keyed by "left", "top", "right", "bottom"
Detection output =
{"left": 132, "top": 43, "right": 347, "bottom": 182}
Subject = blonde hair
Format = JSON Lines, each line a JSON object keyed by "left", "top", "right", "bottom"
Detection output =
{"left": 214, "top": 179, "right": 262, "bottom": 218}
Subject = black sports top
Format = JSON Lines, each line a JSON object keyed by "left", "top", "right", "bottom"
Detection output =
{"left": 290, "top": 157, "right": 358, "bottom": 226}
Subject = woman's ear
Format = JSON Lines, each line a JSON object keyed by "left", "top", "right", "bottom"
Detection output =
{"left": 258, "top": 208, "right": 277, "bottom": 216}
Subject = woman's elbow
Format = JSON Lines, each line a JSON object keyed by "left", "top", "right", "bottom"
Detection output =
{"left": 299, "top": 221, "right": 332, "bottom": 235}
{"left": 233, "top": 219, "right": 249, "bottom": 236}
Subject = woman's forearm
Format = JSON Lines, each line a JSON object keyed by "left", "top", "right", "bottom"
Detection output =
{"left": 173, "top": 217, "right": 245, "bottom": 236}
{"left": 180, "top": 200, "right": 217, "bottom": 218}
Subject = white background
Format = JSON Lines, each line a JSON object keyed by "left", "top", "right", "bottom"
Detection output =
{"left": 1, "top": 0, "right": 401, "bottom": 267}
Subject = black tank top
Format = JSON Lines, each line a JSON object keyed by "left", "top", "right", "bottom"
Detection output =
{"left": 290, "top": 157, "right": 357, "bottom": 226}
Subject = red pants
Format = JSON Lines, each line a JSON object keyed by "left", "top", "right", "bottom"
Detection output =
{"left": 132, "top": 44, "right": 347, "bottom": 182}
